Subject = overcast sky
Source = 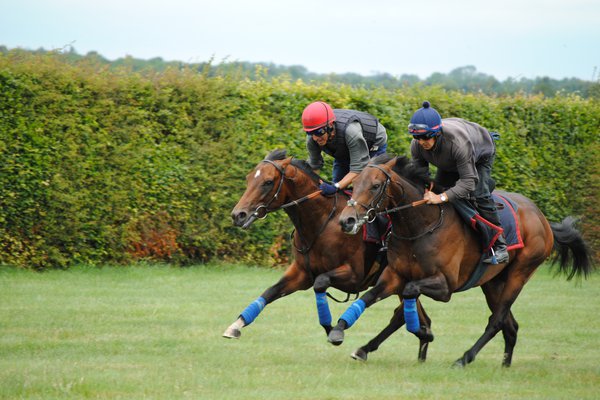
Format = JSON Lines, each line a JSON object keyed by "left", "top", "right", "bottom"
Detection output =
{"left": 2, "top": 0, "right": 599, "bottom": 81}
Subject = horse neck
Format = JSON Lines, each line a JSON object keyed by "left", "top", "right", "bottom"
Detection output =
{"left": 282, "top": 173, "right": 335, "bottom": 235}
{"left": 389, "top": 176, "right": 440, "bottom": 236}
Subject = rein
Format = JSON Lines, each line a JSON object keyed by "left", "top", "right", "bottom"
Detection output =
{"left": 254, "top": 158, "right": 337, "bottom": 255}
{"left": 292, "top": 193, "right": 338, "bottom": 254}
{"left": 251, "top": 159, "right": 322, "bottom": 218}
{"left": 391, "top": 205, "right": 445, "bottom": 241}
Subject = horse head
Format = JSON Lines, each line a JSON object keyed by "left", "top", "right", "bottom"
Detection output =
{"left": 231, "top": 149, "right": 292, "bottom": 229}
{"left": 231, "top": 149, "right": 322, "bottom": 229}
{"left": 339, "top": 154, "right": 397, "bottom": 234}
{"left": 339, "top": 154, "right": 429, "bottom": 235}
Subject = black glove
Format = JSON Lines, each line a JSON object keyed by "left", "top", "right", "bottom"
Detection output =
{"left": 319, "top": 182, "right": 338, "bottom": 196}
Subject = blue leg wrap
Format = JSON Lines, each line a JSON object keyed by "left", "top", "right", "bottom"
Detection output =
{"left": 404, "top": 298, "right": 420, "bottom": 333}
{"left": 339, "top": 299, "right": 366, "bottom": 328}
{"left": 315, "top": 292, "right": 332, "bottom": 326}
{"left": 240, "top": 297, "right": 266, "bottom": 325}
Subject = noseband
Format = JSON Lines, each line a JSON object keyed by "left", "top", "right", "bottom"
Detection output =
{"left": 346, "top": 164, "right": 393, "bottom": 224}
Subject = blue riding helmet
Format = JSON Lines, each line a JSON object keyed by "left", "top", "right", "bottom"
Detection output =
{"left": 408, "top": 101, "right": 443, "bottom": 138}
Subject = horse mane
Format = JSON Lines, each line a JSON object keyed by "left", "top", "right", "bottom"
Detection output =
{"left": 264, "top": 149, "right": 321, "bottom": 183}
{"left": 370, "top": 153, "right": 396, "bottom": 165}
{"left": 368, "top": 153, "right": 430, "bottom": 191}
{"left": 265, "top": 148, "right": 287, "bottom": 161}
{"left": 391, "top": 155, "right": 431, "bottom": 191}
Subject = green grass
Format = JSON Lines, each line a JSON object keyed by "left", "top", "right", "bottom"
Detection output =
{"left": 0, "top": 263, "right": 598, "bottom": 399}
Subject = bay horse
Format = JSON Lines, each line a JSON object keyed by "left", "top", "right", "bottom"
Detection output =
{"left": 328, "top": 154, "right": 593, "bottom": 367}
{"left": 224, "top": 149, "right": 434, "bottom": 360}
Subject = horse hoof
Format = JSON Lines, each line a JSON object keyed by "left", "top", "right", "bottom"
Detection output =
{"left": 222, "top": 327, "right": 241, "bottom": 339}
{"left": 350, "top": 348, "right": 368, "bottom": 361}
{"left": 452, "top": 358, "right": 466, "bottom": 368}
{"left": 328, "top": 328, "right": 344, "bottom": 346}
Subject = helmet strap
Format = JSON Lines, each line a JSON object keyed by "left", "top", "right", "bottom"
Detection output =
{"left": 326, "top": 124, "right": 335, "bottom": 139}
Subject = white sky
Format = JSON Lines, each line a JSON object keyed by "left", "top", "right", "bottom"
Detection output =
{"left": 2, "top": 0, "right": 599, "bottom": 81}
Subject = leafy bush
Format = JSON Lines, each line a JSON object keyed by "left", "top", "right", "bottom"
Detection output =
{"left": 1, "top": 51, "right": 598, "bottom": 269}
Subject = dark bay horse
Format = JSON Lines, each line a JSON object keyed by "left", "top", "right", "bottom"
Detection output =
{"left": 224, "top": 149, "right": 434, "bottom": 359}
{"left": 329, "top": 154, "right": 593, "bottom": 367}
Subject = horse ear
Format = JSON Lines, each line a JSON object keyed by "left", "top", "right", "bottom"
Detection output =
{"left": 281, "top": 156, "right": 293, "bottom": 168}
{"left": 389, "top": 156, "right": 408, "bottom": 176}
{"left": 385, "top": 157, "right": 398, "bottom": 169}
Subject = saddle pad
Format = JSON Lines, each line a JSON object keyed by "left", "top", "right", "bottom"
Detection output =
{"left": 494, "top": 194, "right": 524, "bottom": 251}
{"left": 454, "top": 193, "right": 524, "bottom": 251}
{"left": 455, "top": 192, "right": 524, "bottom": 292}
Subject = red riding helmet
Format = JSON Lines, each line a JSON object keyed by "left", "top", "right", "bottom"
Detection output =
{"left": 301, "top": 101, "right": 336, "bottom": 132}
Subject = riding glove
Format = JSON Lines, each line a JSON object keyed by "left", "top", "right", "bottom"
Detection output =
{"left": 319, "top": 182, "right": 338, "bottom": 196}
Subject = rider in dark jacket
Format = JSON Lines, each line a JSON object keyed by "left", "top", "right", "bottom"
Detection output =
{"left": 302, "top": 101, "right": 387, "bottom": 195}
{"left": 408, "top": 101, "right": 509, "bottom": 264}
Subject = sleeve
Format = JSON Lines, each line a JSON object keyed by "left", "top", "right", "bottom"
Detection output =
{"left": 306, "top": 136, "right": 324, "bottom": 171}
{"left": 410, "top": 140, "right": 429, "bottom": 169}
{"left": 345, "top": 122, "right": 370, "bottom": 173}
{"left": 445, "top": 142, "right": 478, "bottom": 201}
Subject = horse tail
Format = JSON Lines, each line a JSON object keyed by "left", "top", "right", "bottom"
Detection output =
{"left": 550, "top": 216, "right": 594, "bottom": 280}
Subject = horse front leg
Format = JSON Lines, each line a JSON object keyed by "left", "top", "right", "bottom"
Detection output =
{"left": 327, "top": 267, "right": 402, "bottom": 346}
{"left": 351, "top": 297, "right": 434, "bottom": 362}
{"left": 313, "top": 264, "right": 358, "bottom": 336}
{"left": 223, "top": 262, "right": 310, "bottom": 339}
{"left": 402, "top": 272, "right": 451, "bottom": 302}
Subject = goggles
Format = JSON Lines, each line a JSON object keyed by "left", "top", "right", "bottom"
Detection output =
{"left": 408, "top": 122, "right": 442, "bottom": 140}
{"left": 306, "top": 127, "right": 328, "bottom": 137}
{"left": 411, "top": 132, "right": 438, "bottom": 140}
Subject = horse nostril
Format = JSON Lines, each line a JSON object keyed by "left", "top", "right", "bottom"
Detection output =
{"left": 340, "top": 217, "right": 357, "bottom": 232}
{"left": 232, "top": 211, "right": 247, "bottom": 225}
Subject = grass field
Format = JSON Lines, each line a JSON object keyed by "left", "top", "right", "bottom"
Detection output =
{"left": 1, "top": 263, "right": 598, "bottom": 399}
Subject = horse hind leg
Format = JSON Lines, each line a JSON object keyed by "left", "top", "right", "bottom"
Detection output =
{"left": 501, "top": 311, "right": 519, "bottom": 367}
{"left": 479, "top": 276, "right": 520, "bottom": 367}
{"left": 454, "top": 274, "right": 528, "bottom": 367}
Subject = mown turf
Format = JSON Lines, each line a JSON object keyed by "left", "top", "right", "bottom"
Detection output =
{"left": 0, "top": 264, "right": 598, "bottom": 399}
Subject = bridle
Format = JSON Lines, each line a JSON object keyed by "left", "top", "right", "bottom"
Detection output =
{"left": 249, "top": 159, "right": 325, "bottom": 220}
{"left": 346, "top": 164, "right": 394, "bottom": 224}
{"left": 249, "top": 158, "right": 336, "bottom": 252}
{"left": 345, "top": 164, "right": 444, "bottom": 241}
{"left": 248, "top": 159, "right": 288, "bottom": 220}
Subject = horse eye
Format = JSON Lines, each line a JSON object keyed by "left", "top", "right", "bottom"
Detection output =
{"left": 372, "top": 183, "right": 381, "bottom": 190}
{"left": 263, "top": 180, "right": 274, "bottom": 186}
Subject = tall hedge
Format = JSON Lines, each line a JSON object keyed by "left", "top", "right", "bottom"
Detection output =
{"left": 1, "top": 51, "right": 598, "bottom": 269}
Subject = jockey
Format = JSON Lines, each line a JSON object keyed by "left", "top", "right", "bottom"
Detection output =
{"left": 302, "top": 101, "right": 388, "bottom": 195}
{"left": 408, "top": 101, "right": 509, "bottom": 264}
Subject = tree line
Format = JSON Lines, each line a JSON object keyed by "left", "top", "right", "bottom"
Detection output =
{"left": 2, "top": 45, "right": 599, "bottom": 99}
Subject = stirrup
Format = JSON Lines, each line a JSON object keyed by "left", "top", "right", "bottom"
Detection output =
{"left": 483, "top": 247, "right": 509, "bottom": 264}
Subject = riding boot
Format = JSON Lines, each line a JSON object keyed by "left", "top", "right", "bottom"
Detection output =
{"left": 478, "top": 208, "right": 510, "bottom": 264}
{"left": 483, "top": 233, "right": 509, "bottom": 264}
